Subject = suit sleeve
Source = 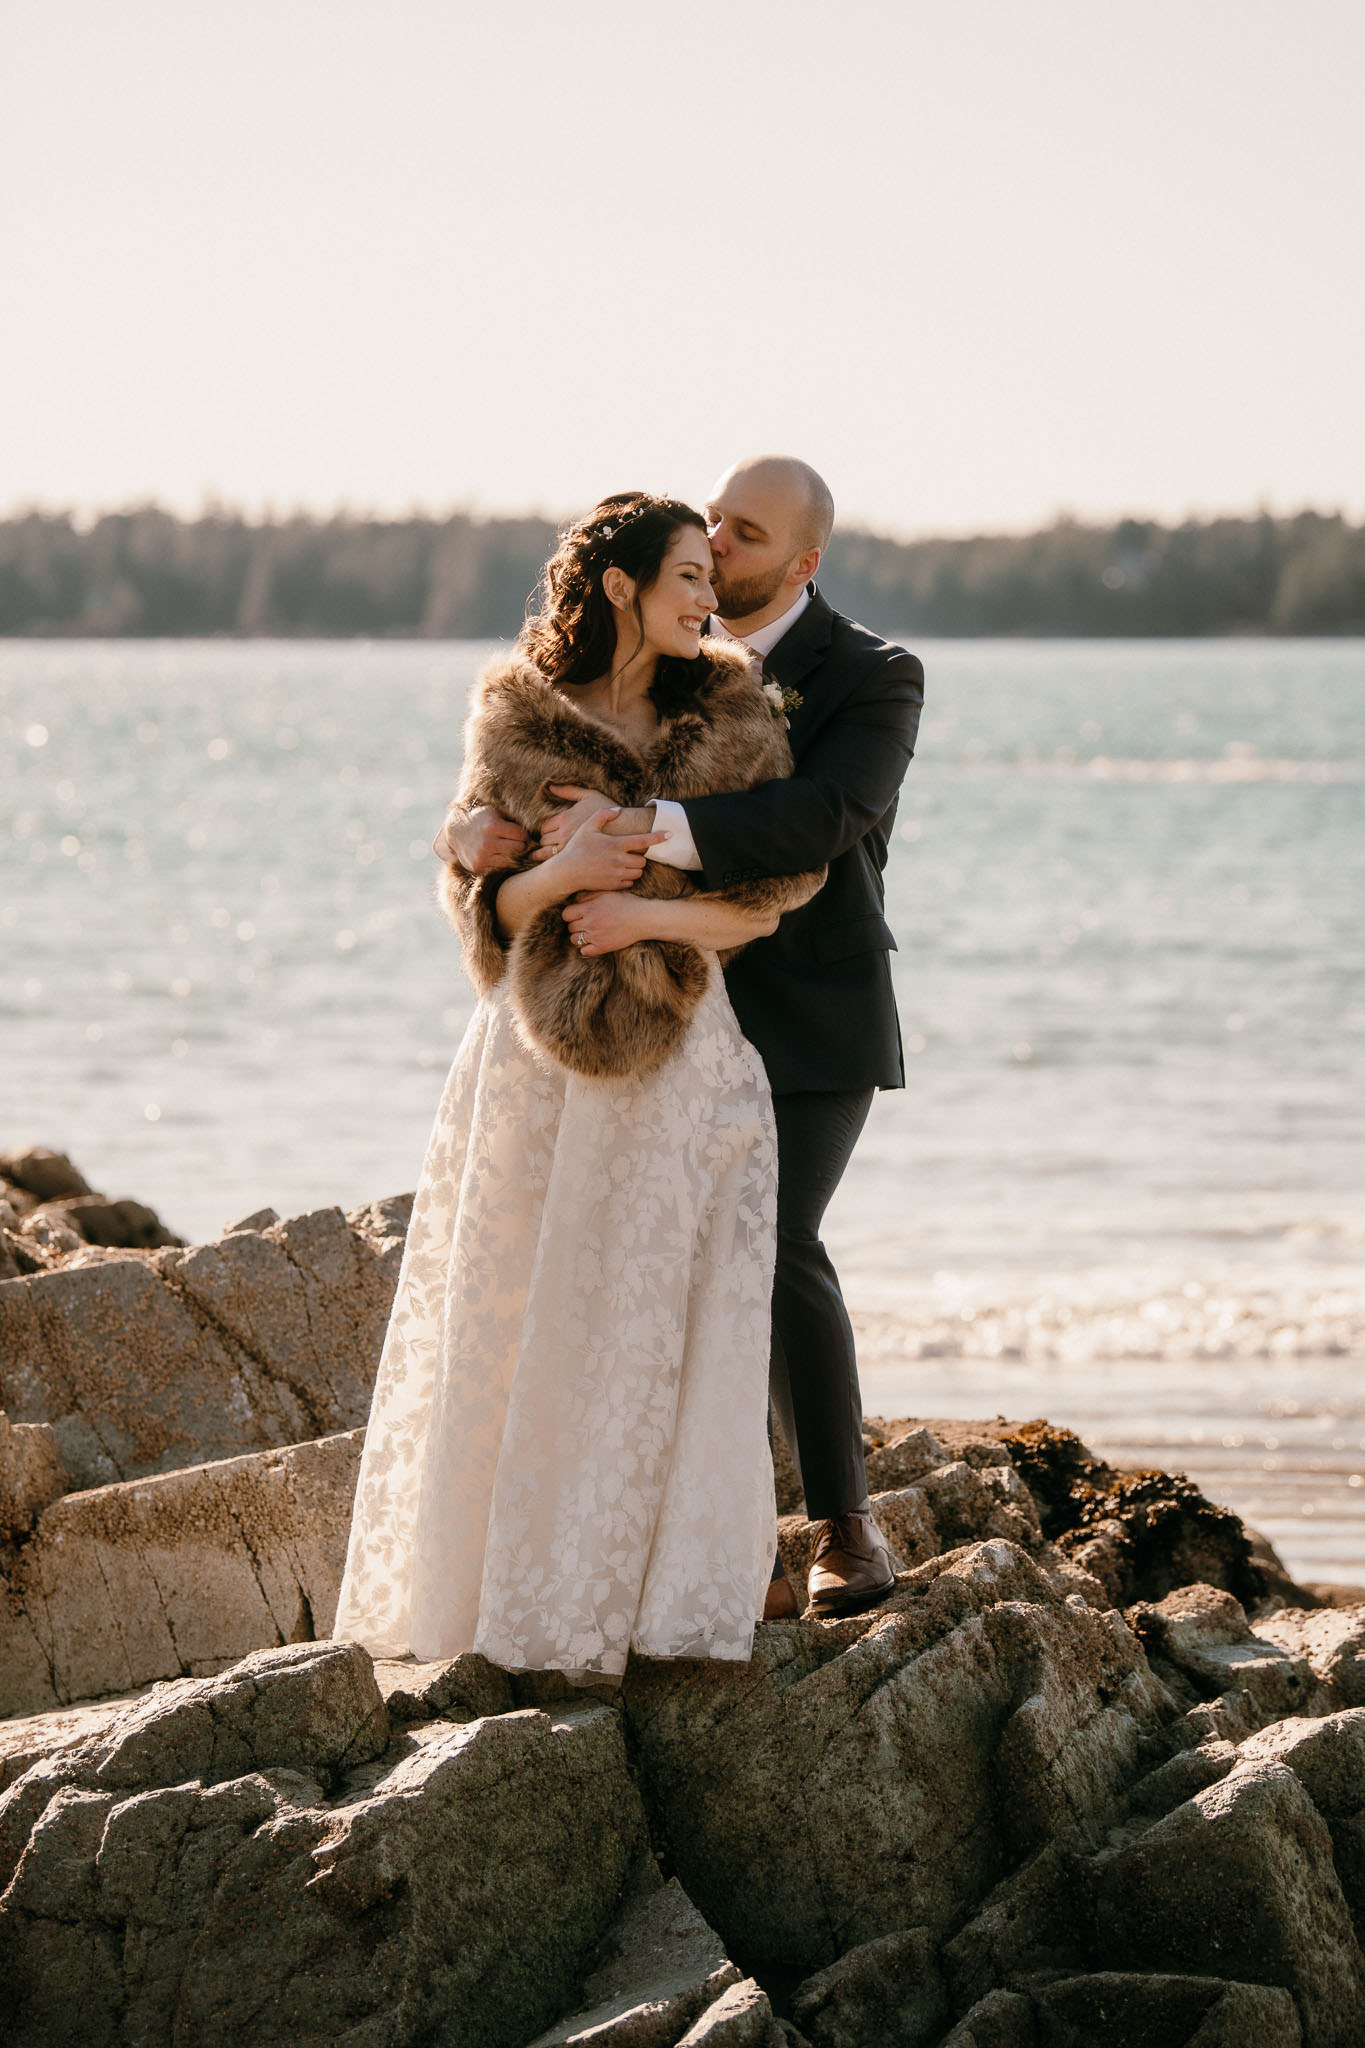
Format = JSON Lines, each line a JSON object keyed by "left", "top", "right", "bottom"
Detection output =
{"left": 681, "top": 649, "right": 924, "bottom": 883}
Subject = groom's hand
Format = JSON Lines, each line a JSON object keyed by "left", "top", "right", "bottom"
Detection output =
{"left": 434, "top": 804, "right": 529, "bottom": 874}
{"left": 532, "top": 785, "right": 618, "bottom": 860}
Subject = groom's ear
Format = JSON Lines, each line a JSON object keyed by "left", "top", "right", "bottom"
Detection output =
{"left": 602, "top": 566, "right": 634, "bottom": 611}
{"left": 791, "top": 543, "right": 822, "bottom": 588}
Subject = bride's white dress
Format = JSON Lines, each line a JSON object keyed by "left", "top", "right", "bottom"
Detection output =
{"left": 332, "top": 961, "right": 778, "bottom": 1677}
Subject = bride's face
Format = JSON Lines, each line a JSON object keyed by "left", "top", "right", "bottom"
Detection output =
{"left": 633, "top": 525, "right": 718, "bottom": 659}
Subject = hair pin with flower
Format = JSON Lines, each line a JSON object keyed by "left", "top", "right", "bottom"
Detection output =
{"left": 571, "top": 503, "right": 648, "bottom": 551}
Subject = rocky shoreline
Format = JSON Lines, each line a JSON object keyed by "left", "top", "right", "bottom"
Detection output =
{"left": 5, "top": 1149, "right": 1365, "bottom": 2045}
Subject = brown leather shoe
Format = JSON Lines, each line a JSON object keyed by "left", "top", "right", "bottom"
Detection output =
{"left": 806, "top": 1511, "right": 898, "bottom": 1618}
{"left": 762, "top": 1570, "right": 800, "bottom": 1622}
{"left": 757, "top": 1548, "right": 802, "bottom": 1613}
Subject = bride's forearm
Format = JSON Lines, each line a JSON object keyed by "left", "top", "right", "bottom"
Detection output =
{"left": 494, "top": 861, "right": 573, "bottom": 937}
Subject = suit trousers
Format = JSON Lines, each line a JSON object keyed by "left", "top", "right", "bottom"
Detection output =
{"left": 768, "top": 1087, "right": 875, "bottom": 1521}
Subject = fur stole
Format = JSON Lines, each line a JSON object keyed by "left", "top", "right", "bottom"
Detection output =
{"left": 441, "top": 639, "right": 825, "bottom": 1078}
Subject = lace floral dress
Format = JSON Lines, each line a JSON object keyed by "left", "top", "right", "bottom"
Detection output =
{"left": 331, "top": 964, "right": 779, "bottom": 1677}
{"left": 332, "top": 640, "right": 824, "bottom": 1678}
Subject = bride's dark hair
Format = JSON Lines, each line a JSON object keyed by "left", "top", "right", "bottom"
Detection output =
{"left": 520, "top": 492, "right": 711, "bottom": 713}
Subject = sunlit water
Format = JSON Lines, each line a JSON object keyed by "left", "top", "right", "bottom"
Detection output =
{"left": 4, "top": 638, "right": 1364, "bottom": 1576}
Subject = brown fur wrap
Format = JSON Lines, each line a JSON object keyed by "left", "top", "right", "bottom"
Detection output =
{"left": 441, "top": 640, "right": 825, "bottom": 1078}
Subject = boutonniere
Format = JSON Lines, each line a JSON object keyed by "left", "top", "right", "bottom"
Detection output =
{"left": 760, "top": 670, "right": 803, "bottom": 728}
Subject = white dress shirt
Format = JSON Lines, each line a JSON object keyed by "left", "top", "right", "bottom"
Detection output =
{"left": 647, "top": 586, "right": 813, "bottom": 870}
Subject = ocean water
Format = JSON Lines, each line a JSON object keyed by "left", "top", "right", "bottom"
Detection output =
{"left": 4, "top": 638, "right": 1363, "bottom": 1575}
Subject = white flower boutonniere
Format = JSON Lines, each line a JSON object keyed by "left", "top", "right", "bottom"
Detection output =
{"left": 761, "top": 671, "right": 803, "bottom": 728}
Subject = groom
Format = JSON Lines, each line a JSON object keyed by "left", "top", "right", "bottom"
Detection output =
{"left": 440, "top": 456, "right": 924, "bottom": 1619}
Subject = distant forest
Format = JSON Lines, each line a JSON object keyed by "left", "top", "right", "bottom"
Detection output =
{"left": 2, "top": 503, "right": 1364, "bottom": 639}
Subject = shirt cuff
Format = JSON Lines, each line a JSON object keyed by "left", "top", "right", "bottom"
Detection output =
{"left": 644, "top": 798, "right": 703, "bottom": 871}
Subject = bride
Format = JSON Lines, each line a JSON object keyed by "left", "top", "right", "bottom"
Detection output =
{"left": 332, "top": 493, "right": 823, "bottom": 1678}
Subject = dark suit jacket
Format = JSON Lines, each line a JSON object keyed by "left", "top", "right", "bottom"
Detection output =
{"left": 683, "top": 586, "right": 924, "bottom": 1094}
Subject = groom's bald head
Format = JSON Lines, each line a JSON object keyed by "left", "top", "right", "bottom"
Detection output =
{"left": 711, "top": 455, "right": 835, "bottom": 552}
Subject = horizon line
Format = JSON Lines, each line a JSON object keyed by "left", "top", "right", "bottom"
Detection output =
{"left": 2, "top": 494, "right": 1361, "bottom": 549}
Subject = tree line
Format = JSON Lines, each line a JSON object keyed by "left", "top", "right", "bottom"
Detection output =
{"left": 2, "top": 503, "right": 1362, "bottom": 639}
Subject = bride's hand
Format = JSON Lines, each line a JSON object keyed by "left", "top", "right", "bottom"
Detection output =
{"left": 533, "top": 784, "right": 616, "bottom": 861}
{"left": 552, "top": 810, "right": 666, "bottom": 894}
{"left": 562, "top": 890, "right": 651, "bottom": 957}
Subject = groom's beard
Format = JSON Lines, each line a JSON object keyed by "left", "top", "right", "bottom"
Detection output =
{"left": 712, "top": 558, "right": 796, "bottom": 626}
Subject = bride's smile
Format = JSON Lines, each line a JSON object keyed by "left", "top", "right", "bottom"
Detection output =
{"left": 604, "top": 525, "right": 719, "bottom": 670}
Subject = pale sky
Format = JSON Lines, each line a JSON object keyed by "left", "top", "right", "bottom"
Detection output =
{"left": 2, "top": 0, "right": 1361, "bottom": 537}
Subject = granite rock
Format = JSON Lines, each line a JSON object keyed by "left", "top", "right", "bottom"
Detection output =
{"left": 789, "top": 1924, "right": 948, "bottom": 2048}
{"left": 1238, "top": 1710, "right": 1365, "bottom": 1946}
{"left": 0, "top": 1430, "right": 363, "bottom": 1716}
{"left": 0, "top": 1150, "right": 183, "bottom": 1275}
{"left": 375, "top": 1650, "right": 517, "bottom": 1726}
{"left": 1031, "top": 1972, "right": 1302, "bottom": 2047}
{"left": 0, "top": 1651, "right": 648, "bottom": 2048}
{"left": 1094, "top": 1758, "right": 1365, "bottom": 2046}
{"left": 0, "top": 1411, "right": 67, "bottom": 1544}
{"left": 677, "top": 1978, "right": 787, "bottom": 2045}
{"left": 30, "top": 1194, "right": 177, "bottom": 1250}
{"left": 1128, "top": 1582, "right": 1320, "bottom": 1723}
{"left": 0, "top": 1184, "right": 1359, "bottom": 2048}
{"left": 1256, "top": 1607, "right": 1365, "bottom": 1709}
{"left": 525, "top": 1875, "right": 741, "bottom": 2047}
{"left": 0, "top": 1148, "right": 95, "bottom": 1203}
{"left": 0, "top": 1197, "right": 409, "bottom": 1486}
{"left": 622, "top": 1539, "right": 1169, "bottom": 1975}
{"left": 939, "top": 1990, "right": 1035, "bottom": 2047}
{"left": 863, "top": 1425, "right": 951, "bottom": 1491}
